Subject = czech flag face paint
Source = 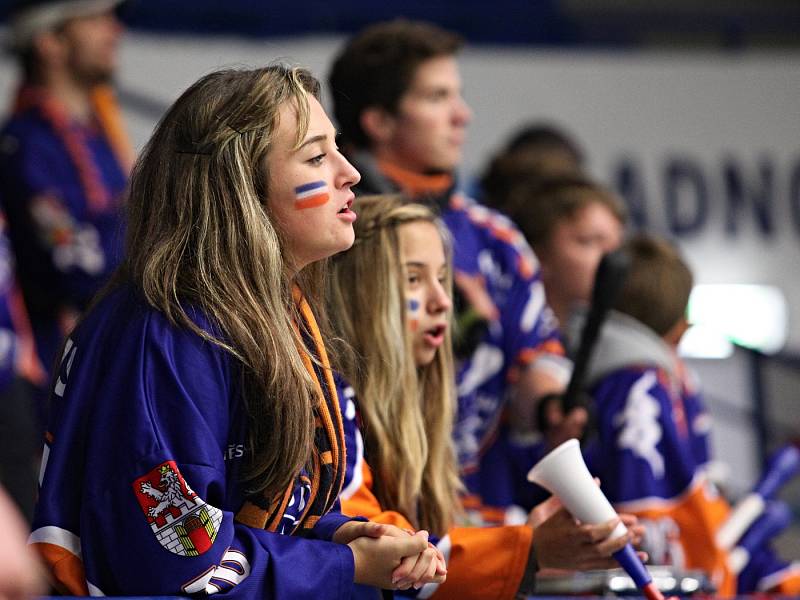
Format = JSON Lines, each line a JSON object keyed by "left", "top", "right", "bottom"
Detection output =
{"left": 293, "top": 180, "right": 330, "bottom": 210}
{"left": 407, "top": 297, "right": 421, "bottom": 332}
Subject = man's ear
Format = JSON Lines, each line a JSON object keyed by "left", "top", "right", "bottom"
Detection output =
{"left": 31, "top": 30, "right": 66, "bottom": 68}
{"left": 360, "top": 106, "right": 396, "bottom": 145}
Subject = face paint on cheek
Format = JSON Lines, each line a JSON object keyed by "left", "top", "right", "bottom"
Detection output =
{"left": 294, "top": 180, "right": 329, "bottom": 210}
{"left": 407, "top": 298, "right": 421, "bottom": 332}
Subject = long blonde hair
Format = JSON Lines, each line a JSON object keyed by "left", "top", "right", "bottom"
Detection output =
{"left": 123, "top": 65, "right": 330, "bottom": 501}
{"left": 329, "top": 195, "right": 461, "bottom": 535}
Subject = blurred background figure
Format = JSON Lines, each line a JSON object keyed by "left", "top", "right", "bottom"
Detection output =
{"left": 481, "top": 175, "right": 627, "bottom": 510}
{"left": 479, "top": 122, "right": 586, "bottom": 210}
{"left": 329, "top": 19, "right": 569, "bottom": 519}
{"left": 0, "top": 0, "right": 132, "bottom": 399}
{"left": 584, "top": 234, "right": 800, "bottom": 596}
{"left": 504, "top": 176, "right": 626, "bottom": 331}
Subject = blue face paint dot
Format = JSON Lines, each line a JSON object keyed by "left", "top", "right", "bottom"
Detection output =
{"left": 408, "top": 299, "right": 420, "bottom": 312}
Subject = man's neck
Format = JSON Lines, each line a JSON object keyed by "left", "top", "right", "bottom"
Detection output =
{"left": 546, "top": 291, "right": 573, "bottom": 329}
{"left": 37, "top": 70, "right": 95, "bottom": 124}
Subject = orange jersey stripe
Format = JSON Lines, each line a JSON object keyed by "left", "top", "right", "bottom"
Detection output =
{"left": 32, "top": 542, "right": 89, "bottom": 596}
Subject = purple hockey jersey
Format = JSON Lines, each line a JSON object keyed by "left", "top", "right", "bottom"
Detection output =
{"left": 30, "top": 285, "right": 358, "bottom": 598}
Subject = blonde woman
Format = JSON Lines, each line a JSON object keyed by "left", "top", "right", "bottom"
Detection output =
{"left": 330, "top": 195, "right": 643, "bottom": 599}
{"left": 30, "top": 67, "right": 442, "bottom": 598}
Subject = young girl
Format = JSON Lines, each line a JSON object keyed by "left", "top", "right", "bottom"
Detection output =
{"left": 30, "top": 66, "right": 441, "bottom": 598}
{"left": 329, "top": 195, "right": 641, "bottom": 599}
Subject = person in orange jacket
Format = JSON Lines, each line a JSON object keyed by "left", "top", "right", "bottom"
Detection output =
{"left": 328, "top": 195, "right": 645, "bottom": 599}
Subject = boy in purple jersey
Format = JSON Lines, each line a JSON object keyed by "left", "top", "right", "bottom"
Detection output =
{"left": 329, "top": 19, "right": 576, "bottom": 517}
{"left": 583, "top": 235, "right": 800, "bottom": 595}
{"left": 31, "top": 65, "right": 444, "bottom": 598}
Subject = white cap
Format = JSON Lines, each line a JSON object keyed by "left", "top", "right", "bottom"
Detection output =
{"left": 9, "top": 0, "right": 123, "bottom": 49}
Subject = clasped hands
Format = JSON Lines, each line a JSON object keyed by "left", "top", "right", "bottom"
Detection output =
{"left": 334, "top": 521, "right": 447, "bottom": 591}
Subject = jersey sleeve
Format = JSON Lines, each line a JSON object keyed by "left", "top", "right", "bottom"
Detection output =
{"left": 31, "top": 301, "right": 355, "bottom": 599}
{"left": 418, "top": 526, "right": 532, "bottom": 600}
{"left": 502, "top": 270, "right": 564, "bottom": 370}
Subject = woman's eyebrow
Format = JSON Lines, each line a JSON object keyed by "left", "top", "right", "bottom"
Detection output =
{"left": 298, "top": 134, "right": 327, "bottom": 150}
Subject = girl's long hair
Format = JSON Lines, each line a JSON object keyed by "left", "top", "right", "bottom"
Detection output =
{"left": 329, "top": 195, "right": 461, "bottom": 536}
{"left": 123, "top": 65, "right": 329, "bottom": 500}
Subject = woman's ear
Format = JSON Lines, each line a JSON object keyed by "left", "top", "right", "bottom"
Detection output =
{"left": 360, "top": 106, "right": 396, "bottom": 146}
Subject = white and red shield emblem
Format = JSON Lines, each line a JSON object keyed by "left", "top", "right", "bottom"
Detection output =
{"left": 133, "top": 460, "right": 223, "bottom": 556}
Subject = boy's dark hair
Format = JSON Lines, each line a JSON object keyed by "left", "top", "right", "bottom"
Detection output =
{"left": 615, "top": 234, "right": 693, "bottom": 337}
{"left": 329, "top": 19, "right": 463, "bottom": 149}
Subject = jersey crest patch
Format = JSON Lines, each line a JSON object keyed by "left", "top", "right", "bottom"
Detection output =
{"left": 133, "top": 461, "right": 223, "bottom": 557}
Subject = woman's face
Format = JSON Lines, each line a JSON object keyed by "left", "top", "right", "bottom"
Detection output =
{"left": 541, "top": 200, "right": 624, "bottom": 308}
{"left": 266, "top": 93, "right": 361, "bottom": 270}
{"left": 397, "top": 221, "right": 452, "bottom": 367}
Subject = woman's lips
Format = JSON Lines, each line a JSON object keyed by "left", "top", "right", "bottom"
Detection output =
{"left": 423, "top": 324, "right": 446, "bottom": 347}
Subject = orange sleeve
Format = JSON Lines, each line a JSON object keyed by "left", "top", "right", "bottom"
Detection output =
{"left": 622, "top": 478, "right": 736, "bottom": 596}
{"left": 341, "top": 457, "right": 534, "bottom": 599}
{"left": 340, "top": 459, "right": 415, "bottom": 531}
{"left": 431, "top": 525, "right": 533, "bottom": 600}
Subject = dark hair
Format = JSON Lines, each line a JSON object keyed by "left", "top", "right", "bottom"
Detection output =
{"left": 481, "top": 123, "right": 585, "bottom": 210}
{"left": 506, "top": 123, "right": 584, "bottom": 164}
{"left": 505, "top": 174, "right": 626, "bottom": 250}
{"left": 615, "top": 234, "right": 693, "bottom": 337}
{"left": 329, "top": 19, "right": 463, "bottom": 149}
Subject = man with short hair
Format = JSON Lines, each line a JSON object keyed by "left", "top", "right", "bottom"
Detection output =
{"left": 330, "top": 19, "right": 580, "bottom": 516}
{"left": 0, "top": 0, "right": 132, "bottom": 382}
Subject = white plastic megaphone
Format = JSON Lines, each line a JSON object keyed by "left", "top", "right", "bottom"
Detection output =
{"left": 528, "top": 439, "right": 666, "bottom": 600}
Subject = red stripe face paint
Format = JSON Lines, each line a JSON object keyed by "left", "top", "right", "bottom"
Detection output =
{"left": 294, "top": 180, "right": 329, "bottom": 210}
{"left": 407, "top": 298, "right": 420, "bottom": 332}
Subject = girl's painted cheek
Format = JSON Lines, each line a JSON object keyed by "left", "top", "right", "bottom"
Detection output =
{"left": 293, "top": 180, "right": 329, "bottom": 210}
{"left": 407, "top": 297, "right": 420, "bottom": 332}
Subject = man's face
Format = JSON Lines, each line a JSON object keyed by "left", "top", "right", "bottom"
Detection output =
{"left": 381, "top": 55, "right": 472, "bottom": 173}
{"left": 59, "top": 10, "right": 123, "bottom": 86}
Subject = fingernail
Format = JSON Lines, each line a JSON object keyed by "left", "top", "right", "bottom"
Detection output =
{"left": 414, "top": 583, "right": 423, "bottom": 590}
{"left": 392, "top": 576, "right": 400, "bottom": 585}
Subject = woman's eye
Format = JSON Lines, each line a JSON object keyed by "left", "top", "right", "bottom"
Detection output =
{"left": 407, "top": 275, "right": 420, "bottom": 285}
{"left": 308, "top": 153, "right": 326, "bottom": 165}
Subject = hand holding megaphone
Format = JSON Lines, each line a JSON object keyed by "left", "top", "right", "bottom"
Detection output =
{"left": 528, "top": 439, "right": 674, "bottom": 600}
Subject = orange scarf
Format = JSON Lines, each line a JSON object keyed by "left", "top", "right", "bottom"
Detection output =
{"left": 235, "top": 291, "right": 346, "bottom": 533}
